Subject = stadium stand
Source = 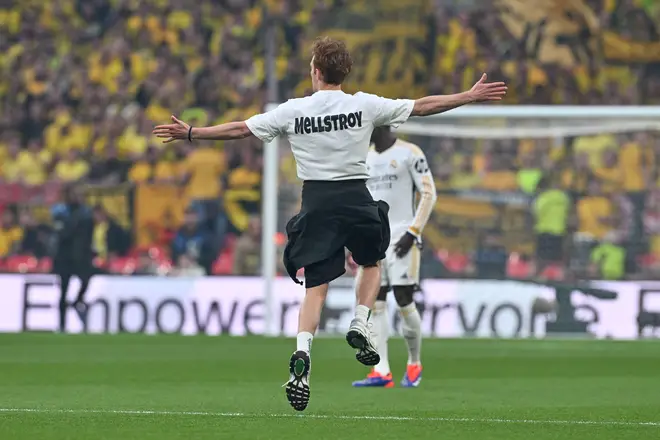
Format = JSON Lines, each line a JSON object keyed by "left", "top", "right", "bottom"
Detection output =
{"left": 0, "top": 0, "right": 659, "bottom": 279}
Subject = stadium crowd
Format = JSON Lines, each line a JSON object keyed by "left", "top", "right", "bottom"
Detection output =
{"left": 1, "top": 0, "right": 659, "bottom": 280}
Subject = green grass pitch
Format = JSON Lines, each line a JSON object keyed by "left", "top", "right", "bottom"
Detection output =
{"left": 0, "top": 334, "right": 659, "bottom": 440}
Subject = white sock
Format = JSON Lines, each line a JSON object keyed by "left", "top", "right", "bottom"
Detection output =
{"left": 400, "top": 302, "right": 422, "bottom": 365}
{"left": 355, "top": 304, "right": 370, "bottom": 323}
{"left": 372, "top": 300, "right": 390, "bottom": 376}
{"left": 297, "top": 331, "right": 313, "bottom": 354}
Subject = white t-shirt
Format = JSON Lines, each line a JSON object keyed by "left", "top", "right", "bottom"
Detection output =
{"left": 245, "top": 90, "right": 414, "bottom": 181}
{"left": 366, "top": 139, "right": 437, "bottom": 241}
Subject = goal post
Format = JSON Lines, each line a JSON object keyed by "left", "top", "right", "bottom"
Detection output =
{"left": 261, "top": 103, "right": 280, "bottom": 337}
{"left": 399, "top": 106, "right": 660, "bottom": 138}
{"left": 261, "top": 105, "right": 660, "bottom": 336}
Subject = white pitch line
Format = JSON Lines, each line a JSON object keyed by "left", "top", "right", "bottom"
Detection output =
{"left": 0, "top": 408, "right": 658, "bottom": 427}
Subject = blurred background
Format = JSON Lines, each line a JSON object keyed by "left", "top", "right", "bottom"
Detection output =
{"left": 1, "top": 0, "right": 660, "bottom": 284}
{"left": 3, "top": 3, "right": 660, "bottom": 435}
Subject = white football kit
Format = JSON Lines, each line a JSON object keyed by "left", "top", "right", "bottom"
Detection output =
{"left": 366, "top": 140, "right": 437, "bottom": 287}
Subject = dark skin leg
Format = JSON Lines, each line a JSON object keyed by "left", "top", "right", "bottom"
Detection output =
{"left": 393, "top": 285, "right": 416, "bottom": 308}
{"left": 376, "top": 285, "right": 416, "bottom": 307}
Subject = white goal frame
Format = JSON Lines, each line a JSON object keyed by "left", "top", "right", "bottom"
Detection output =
{"left": 260, "top": 105, "right": 660, "bottom": 336}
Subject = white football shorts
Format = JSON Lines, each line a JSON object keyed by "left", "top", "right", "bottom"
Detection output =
{"left": 380, "top": 243, "right": 420, "bottom": 287}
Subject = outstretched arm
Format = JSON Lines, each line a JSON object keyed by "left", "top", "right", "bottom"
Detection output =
{"left": 193, "top": 122, "right": 252, "bottom": 140}
{"left": 411, "top": 74, "right": 507, "bottom": 117}
{"left": 153, "top": 116, "right": 252, "bottom": 143}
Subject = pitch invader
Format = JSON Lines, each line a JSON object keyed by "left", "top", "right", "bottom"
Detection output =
{"left": 352, "top": 126, "right": 436, "bottom": 388}
{"left": 153, "top": 34, "right": 507, "bottom": 410}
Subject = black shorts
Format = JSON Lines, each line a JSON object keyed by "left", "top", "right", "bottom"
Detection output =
{"left": 283, "top": 180, "right": 391, "bottom": 288}
{"left": 536, "top": 233, "right": 564, "bottom": 262}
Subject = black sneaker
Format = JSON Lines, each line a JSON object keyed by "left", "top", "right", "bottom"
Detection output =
{"left": 284, "top": 350, "right": 311, "bottom": 411}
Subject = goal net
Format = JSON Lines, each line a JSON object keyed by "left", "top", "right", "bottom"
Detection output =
{"left": 395, "top": 106, "right": 660, "bottom": 277}
{"left": 264, "top": 106, "right": 660, "bottom": 276}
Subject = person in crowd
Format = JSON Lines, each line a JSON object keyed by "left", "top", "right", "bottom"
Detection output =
{"left": 1, "top": 140, "right": 22, "bottom": 184}
{"left": 151, "top": 209, "right": 178, "bottom": 249}
{"left": 54, "top": 149, "right": 90, "bottom": 183}
{"left": 0, "top": 209, "right": 23, "bottom": 259}
{"left": 533, "top": 177, "right": 571, "bottom": 274}
{"left": 232, "top": 215, "right": 261, "bottom": 276}
{"left": 561, "top": 152, "right": 592, "bottom": 198}
{"left": 153, "top": 148, "right": 182, "bottom": 184}
{"left": 128, "top": 147, "right": 158, "bottom": 184}
{"left": 17, "top": 140, "right": 52, "bottom": 187}
{"left": 517, "top": 153, "right": 543, "bottom": 194}
{"left": 577, "top": 180, "right": 615, "bottom": 242}
{"left": 19, "top": 208, "right": 52, "bottom": 259}
{"left": 51, "top": 185, "right": 95, "bottom": 332}
{"left": 590, "top": 233, "right": 626, "bottom": 281}
{"left": 171, "top": 207, "right": 214, "bottom": 275}
{"left": 620, "top": 132, "right": 654, "bottom": 241}
{"left": 593, "top": 149, "right": 623, "bottom": 194}
{"left": 134, "top": 250, "right": 161, "bottom": 276}
{"left": 172, "top": 252, "right": 206, "bottom": 277}
{"left": 224, "top": 145, "right": 261, "bottom": 233}
{"left": 180, "top": 141, "right": 225, "bottom": 228}
{"left": 644, "top": 188, "right": 660, "bottom": 245}
{"left": 620, "top": 132, "right": 654, "bottom": 194}
{"left": 87, "top": 145, "right": 129, "bottom": 184}
{"left": 471, "top": 232, "right": 508, "bottom": 279}
{"left": 450, "top": 154, "right": 481, "bottom": 190}
{"left": 480, "top": 155, "right": 518, "bottom": 192}
{"left": 92, "top": 205, "right": 129, "bottom": 262}
{"left": 611, "top": 191, "right": 635, "bottom": 244}
{"left": 574, "top": 180, "right": 616, "bottom": 273}
{"left": 432, "top": 161, "right": 453, "bottom": 191}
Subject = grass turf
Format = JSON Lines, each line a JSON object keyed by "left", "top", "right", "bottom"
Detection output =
{"left": 0, "top": 334, "right": 659, "bottom": 439}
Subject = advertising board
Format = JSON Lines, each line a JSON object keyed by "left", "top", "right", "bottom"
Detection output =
{"left": 1, "top": 275, "right": 658, "bottom": 339}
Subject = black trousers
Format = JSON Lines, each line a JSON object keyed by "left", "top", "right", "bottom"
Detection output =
{"left": 536, "top": 233, "right": 564, "bottom": 262}
{"left": 283, "top": 180, "right": 391, "bottom": 288}
{"left": 54, "top": 261, "right": 95, "bottom": 331}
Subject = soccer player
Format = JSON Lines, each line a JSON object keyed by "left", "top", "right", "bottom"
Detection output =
{"left": 352, "top": 127, "right": 435, "bottom": 389}
{"left": 153, "top": 36, "right": 507, "bottom": 412}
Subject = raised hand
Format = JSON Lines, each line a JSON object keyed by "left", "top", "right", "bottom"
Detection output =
{"left": 152, "top": 115, "right": 191, "bottom": 143}
{"left": 469, "top": 74, "right": 508, "bottom": 103}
